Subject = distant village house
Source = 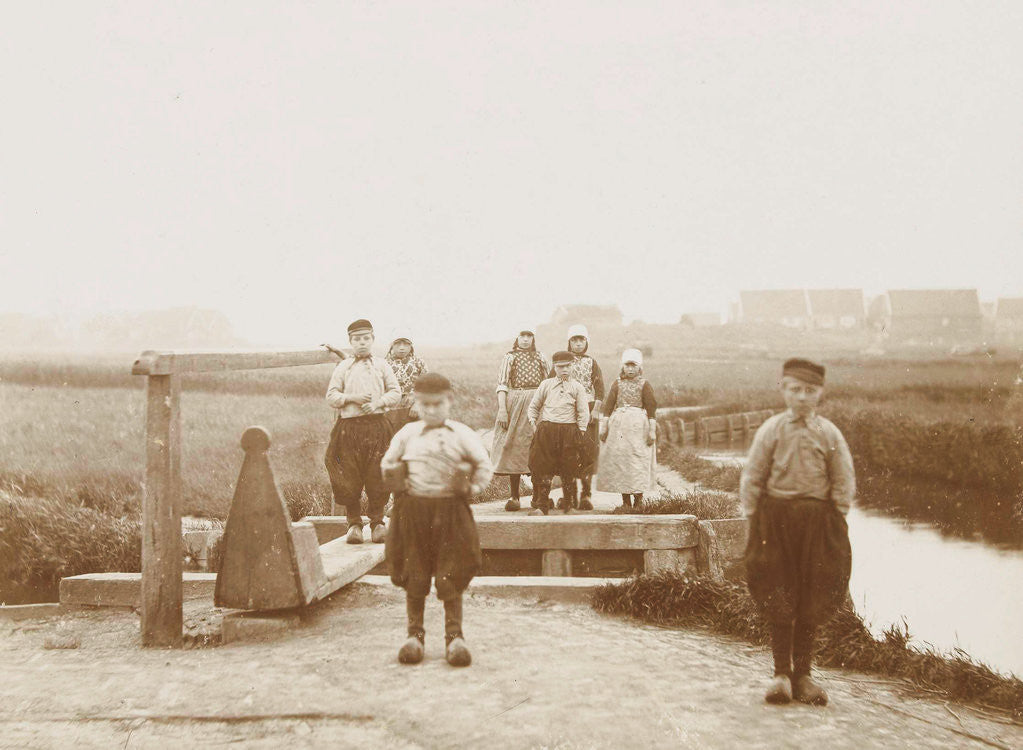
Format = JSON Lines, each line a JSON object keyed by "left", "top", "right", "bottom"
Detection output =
{"left": 886, "top": 289, "right": 982, "bottom": 345}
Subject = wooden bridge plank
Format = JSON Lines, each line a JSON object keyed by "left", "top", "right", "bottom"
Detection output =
{"left": 473, "top": 515, "right": 699, "bottom": 550}
{"left": 132, "top": 349, "right": 338, "bottom": 376}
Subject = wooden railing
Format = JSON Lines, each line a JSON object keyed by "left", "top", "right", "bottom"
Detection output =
{"left": 131, "top": 349, "right": 339, "bottom": 647}
{"left": 656, "top": 409, "right": 776, "bottom": 448}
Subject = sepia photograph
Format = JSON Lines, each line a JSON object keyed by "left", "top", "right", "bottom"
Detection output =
{"left": 2, "top": 2, "right": 1022, "bottom": 747}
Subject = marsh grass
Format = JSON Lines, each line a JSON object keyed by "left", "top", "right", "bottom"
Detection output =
{"left": 611, "top": 490, "right": 740, "bottom": 519}
{"left": 0, "top": 492, "right": 141, "bottom": 603}
{"left": 592, "top": 572, "right": 1023, "bottom": 717}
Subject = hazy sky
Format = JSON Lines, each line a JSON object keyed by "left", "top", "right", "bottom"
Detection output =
{"left": 3, "top": 1, "right": 1022, "bottom": 346}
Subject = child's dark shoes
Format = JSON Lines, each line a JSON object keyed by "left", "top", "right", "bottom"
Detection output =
{"left": 370, "top": 524, "right": 387, "bottom": 544}
{"left": 445, "top": 637, "right": 472, "bottom": 667}
{"left": 577, "top": 497, "right": 594, "bottom": 511}
{"left": 504, "top": 498, "right": 521, "bottom": 512}
{"left": 765, "top": 675, "right": 793, "bottom": 704}
{"left": 398, "top": 635, "right": 424, "bottom": 665}
{"left": 793, "top": 675, "right": 828, "bottom": 706}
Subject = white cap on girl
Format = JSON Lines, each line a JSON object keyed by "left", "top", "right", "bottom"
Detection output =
{"left": 621, "top": 348, "right": 643, "bottom": 367}
{"left": 567, "top": 324, "right": 589, "bottom": 340}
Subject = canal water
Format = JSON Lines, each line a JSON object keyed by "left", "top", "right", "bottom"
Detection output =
{"left": 697, "top": 449, "right": 1023, "bottom": 678}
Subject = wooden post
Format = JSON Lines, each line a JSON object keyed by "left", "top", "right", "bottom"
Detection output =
{"left": 726, "top": 415, "right": 735, "bottom": 444}
{"left": 141, "top": 374, "right": 182, "bottom": 647}
{"left": 741, "top": 413, "right": 751, "bottom": 442}
{"left": 676, "top": 419, "right": 686, "bottom": 448}
{"left": 699, "top": 418, "right": 710, "bottom": 447}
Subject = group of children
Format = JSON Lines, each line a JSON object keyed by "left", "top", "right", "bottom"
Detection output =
{"left": 324, "top": 319, "right": 856, "bottom": 708}
{"left": 490, "top": 324, "right": 656, "bottom": 513}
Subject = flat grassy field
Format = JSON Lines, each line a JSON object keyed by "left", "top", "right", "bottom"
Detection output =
{"left": 2, "top": 348, "right": 1021, "bottom": 603}
{"left": 2, "top": 349, "right": 1019, "bottom": 520}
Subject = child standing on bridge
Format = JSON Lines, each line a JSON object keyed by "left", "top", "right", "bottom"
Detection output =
{"left": 597, "top": 348, "right": 658, "bottom": 509}
{"left": 492, "top": 326, "right": 548, "bottom": 512}
{"left": 528, "top": 351, "right": 591, "bottom": 515}
{"left": 382, "top": 373, "right": 492, "bottom": 667}
{"left": 740, "top": 358, "right": 855, "bottom": 707}
{"left": 552, "top": 325, "right": 604, "bottom": 510}
{"left": 324, "top": 319, "right": 402, "bottom": 545}
{"left": 384, "top": 334, "right": 429, "bottom": 435}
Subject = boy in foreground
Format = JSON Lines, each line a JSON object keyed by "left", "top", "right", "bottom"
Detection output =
{"left": 527, "top": 350, "right": 591, "bottom": 515}
{"left": 382, "top": 373, "right": 493, "bottom": 667}
{"left": 740, "top": 358, "right": 855, "bottom": 706}
{"left": 324, "top": 319, "right": 402, "bottom": 544}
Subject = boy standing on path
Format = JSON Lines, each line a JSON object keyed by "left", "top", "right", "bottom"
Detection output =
{"left": 324, "top": 319, "right": 402, "bottom": 544}
{"left": 740, "top": 358, "right": 855, "bottom": 706}
{"left": 382, "top": 373, "right": 493, "bottom": 667}
{"left": 528, "top": 350, "right": 591, "bottom": 515}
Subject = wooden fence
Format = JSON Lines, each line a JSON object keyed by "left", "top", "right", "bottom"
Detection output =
{"left": 131, "top": 349, "right": 340, "bottom": 647}
{"left": 655, "top": 409, "right": 776, "bottom": 448}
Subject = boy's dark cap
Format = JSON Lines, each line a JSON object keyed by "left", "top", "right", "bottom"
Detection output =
{"left": 413, "top": 372, "right": 452, "bottom": 394}
{"left": 552, "top": 350, "right": 574, "bottom": 364}
{"left": 347, "top": 319, "right": 374, "bottom": 335}
{"left": 782, "top": 358, "right": 825, "bottom": 386}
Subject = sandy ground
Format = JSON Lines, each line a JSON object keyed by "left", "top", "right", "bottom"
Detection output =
{"left": 3, "top": 585, "right": 1021, "bottom": 749}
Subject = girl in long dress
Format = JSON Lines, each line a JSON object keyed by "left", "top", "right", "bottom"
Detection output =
{"left": 597, "top": 348, "right": 657, "bottom": 509}
{"left": 491, "top": 327, "right": 548, "bottom": 511}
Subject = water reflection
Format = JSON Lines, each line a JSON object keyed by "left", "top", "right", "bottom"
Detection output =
{"left": 694, "top": 446, "right": 1023, "bottom": 677}
{"left": 847, "top": 507, "right": 1023, "bottom": 678}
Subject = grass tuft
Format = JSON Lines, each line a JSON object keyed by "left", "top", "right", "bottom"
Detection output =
{"left": 591, "top": 572, "right": 1023, "bottom": 716}
{"left": 611, "top": 490, "right": 740, "bottom": 519}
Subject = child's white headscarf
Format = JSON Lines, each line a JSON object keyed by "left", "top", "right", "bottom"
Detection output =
{"left": 621, "top": 348, "right": 643, "bottom": 367}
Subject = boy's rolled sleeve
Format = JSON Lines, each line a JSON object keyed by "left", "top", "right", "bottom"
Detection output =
{"left": 378, "top": 361, "right": 402, "bottom": 409}
{"left": 827, "top": 428, "right": 856, "bottom": 514}
{"left": 325, "top": 361, "right": 350, "bottom": 409}
{"left": 739, "top": 420, "right": 775, "bottom": 517}
{"left": 575, "top": 386, "right": 590, "bottom": 431}
{"left": 459, "top": 426, "right": 494, "bottom": 494}
{"left": 527, "top": 382, "right": 546, "bottom": 424}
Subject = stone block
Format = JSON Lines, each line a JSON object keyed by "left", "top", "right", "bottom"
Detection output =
{"left": 222, "top": 611, "right": 301, "bottom": 644}
{"left": 541, "top": 549, "right": 572, "bottom": 576}
{"left": 643, "top": 549, "right": 697, "bottom": 575}
{"left": 474, "top": 515, "right": 700, "bottom": 550}
{"left": 59, "top": 573, "right": 217, "bottom": 608}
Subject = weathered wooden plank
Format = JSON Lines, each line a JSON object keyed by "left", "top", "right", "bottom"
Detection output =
{"left": 313, "top": 539, "right": 386, "bottom": 601}
{"left": 132, "top": 349, "right": 338, "bottom": 376}
{"left": 141, "top": 374, "right": 182, "bottom": 648}
{"left": 291, "top": 523, "right": 327, "bottom": 605}
{"left": 61, "top": 573, "right": 217, "bottom": 608}
{"left": 473, "top": 515, "right": 699, "bottom": 550}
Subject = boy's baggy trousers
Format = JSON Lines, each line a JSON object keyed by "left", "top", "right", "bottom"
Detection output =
{"left": 324, "top": 413, "right": 392, "bottom": 527}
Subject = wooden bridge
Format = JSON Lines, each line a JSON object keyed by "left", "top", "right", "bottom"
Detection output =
{"left": 125, "top": 348, "right": 750, "bottom": 648}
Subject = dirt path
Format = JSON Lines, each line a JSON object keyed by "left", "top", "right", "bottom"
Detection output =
{"left": 3, "top": 585, "right": 1020, "bottom": 749}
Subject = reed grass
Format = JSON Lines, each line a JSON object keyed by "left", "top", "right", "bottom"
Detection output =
{"left": 591, "top": 572, "right": 1023, "bottom": 717}
{"left": 611, "top": 490, "right": 740, "bottom": 519}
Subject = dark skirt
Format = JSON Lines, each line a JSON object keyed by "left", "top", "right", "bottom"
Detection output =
{"left": 528, "top": 421, "right": 583, "bottom": 477}
{"left": 386, "top": 495, "right": 482, "bottom": 601}
{"left": 578, "top": 404, "right": 600, "bottom": 476}
{"left": 744, "top": 495, "right": 852, "bottom": 625}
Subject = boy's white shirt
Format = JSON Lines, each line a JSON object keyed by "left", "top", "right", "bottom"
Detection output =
{"left": 381, "top": 418, "right": 494, "bottom": 497}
